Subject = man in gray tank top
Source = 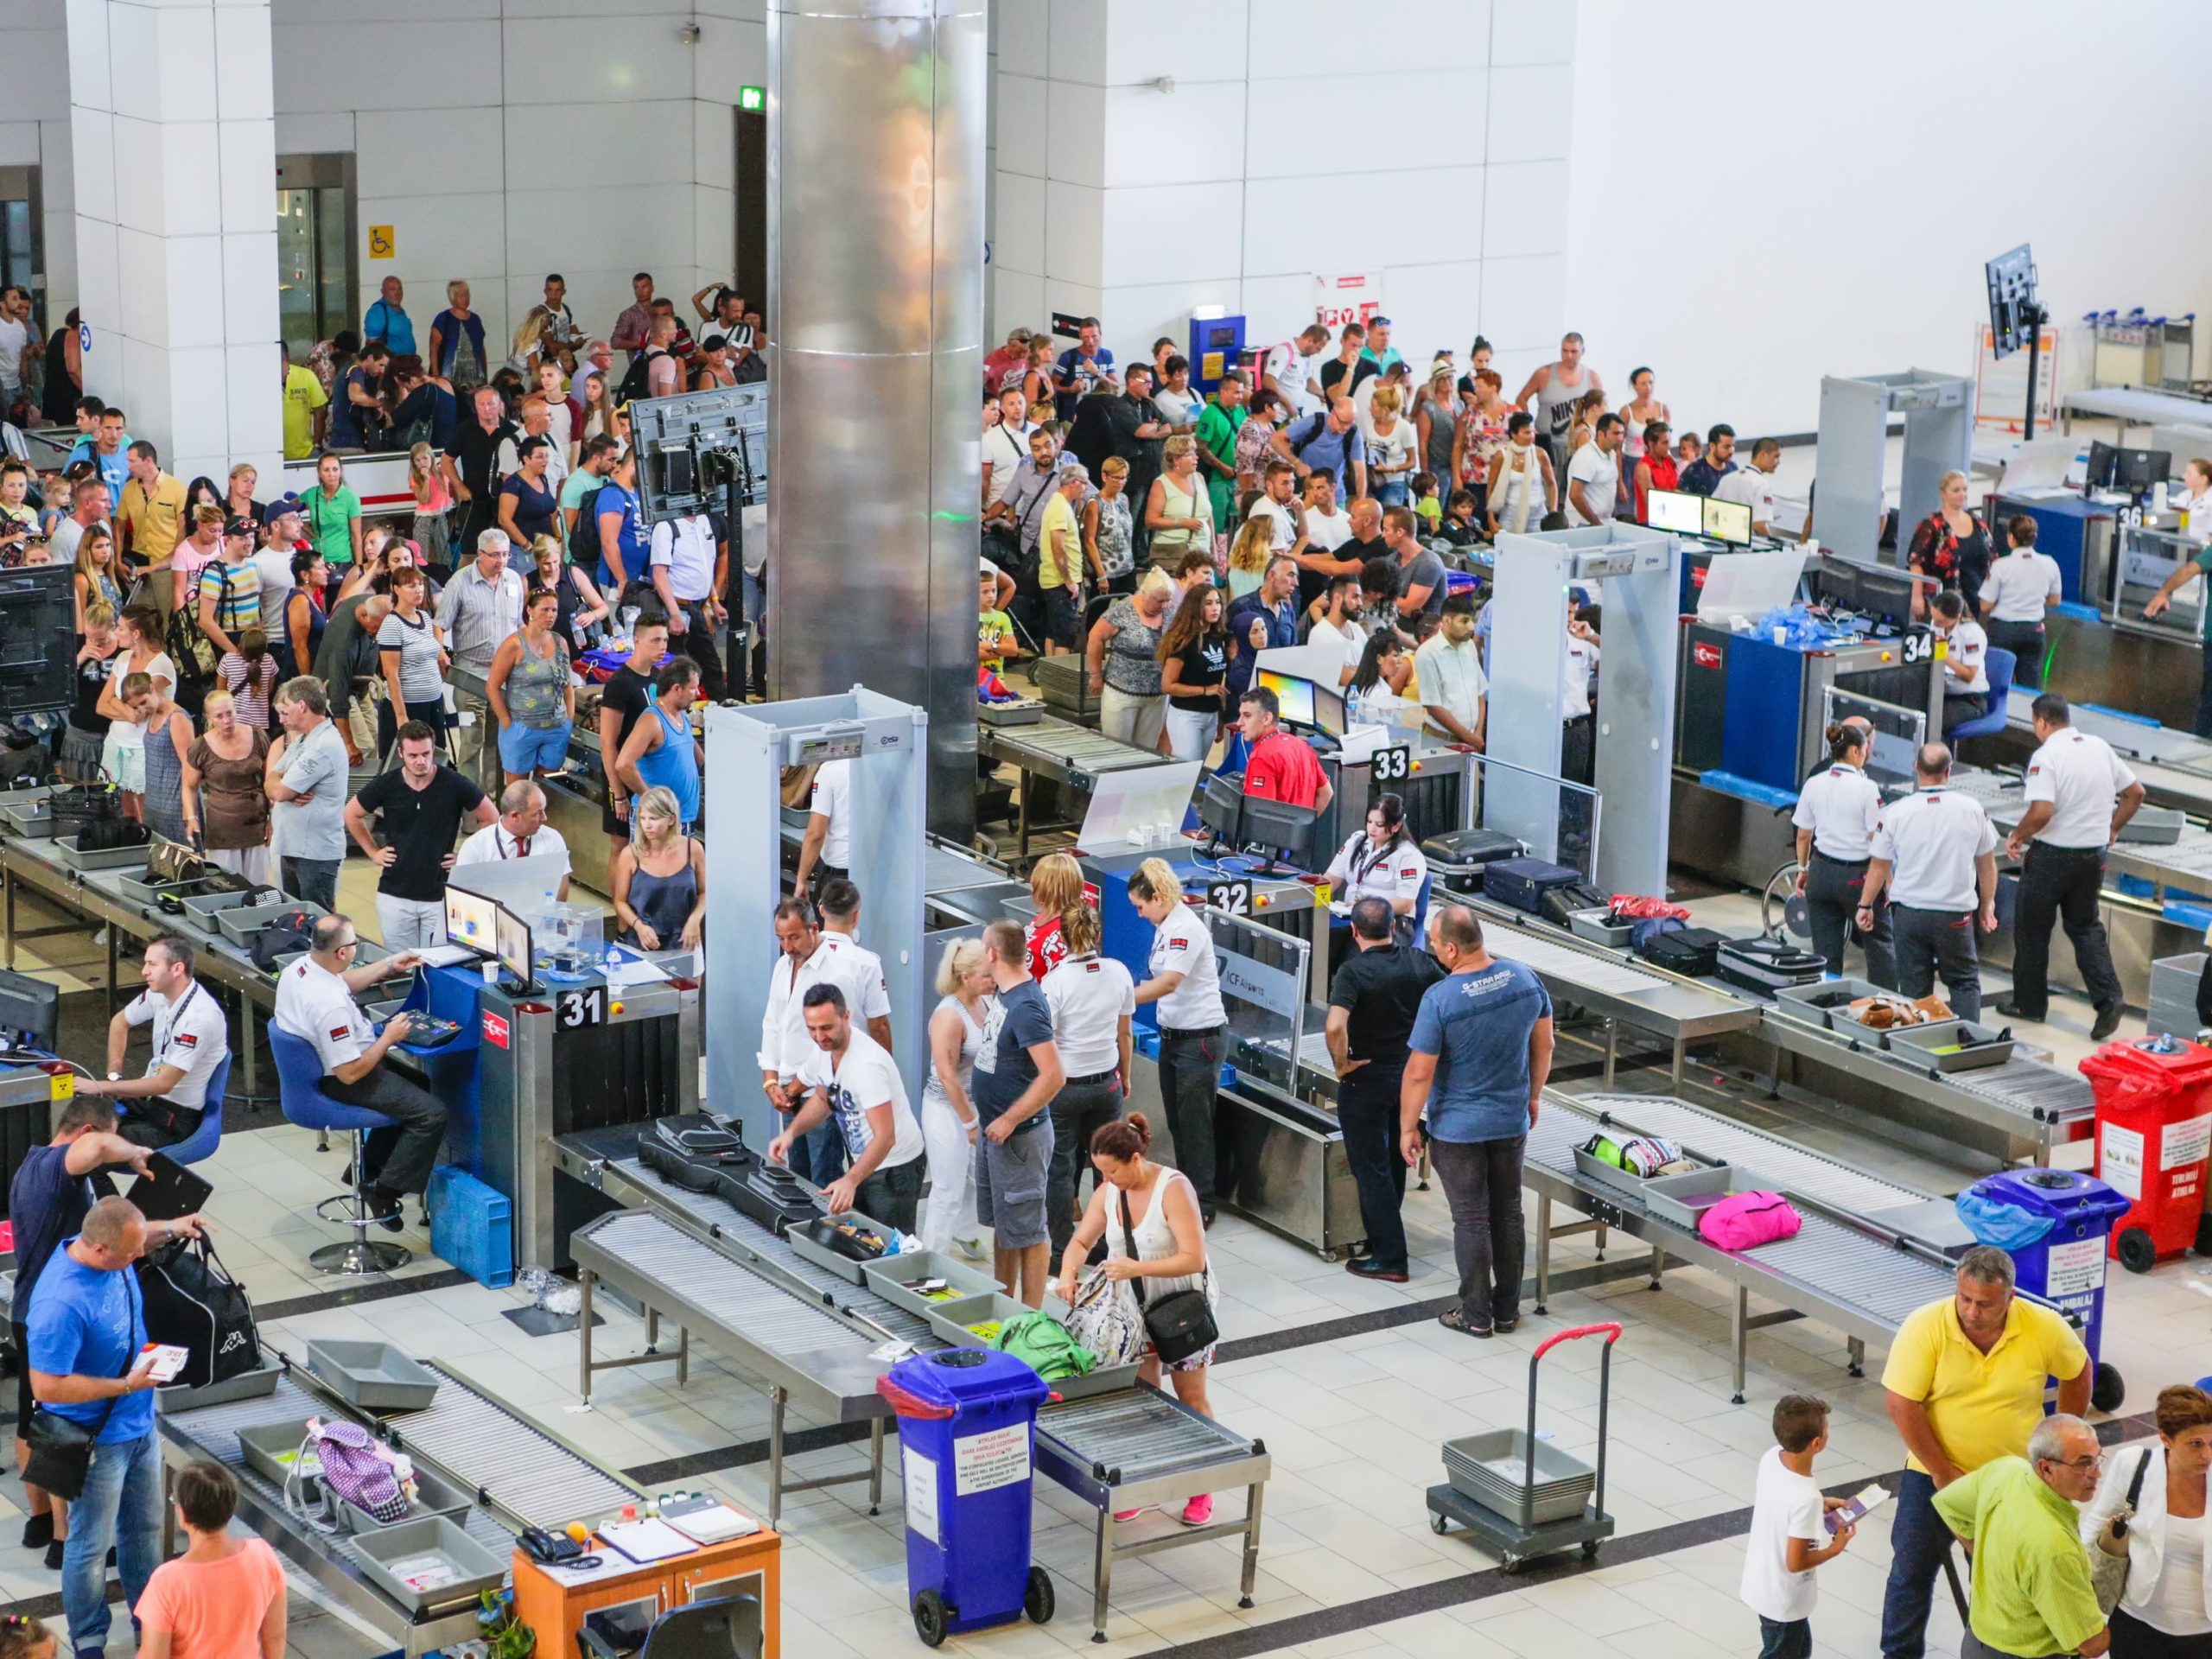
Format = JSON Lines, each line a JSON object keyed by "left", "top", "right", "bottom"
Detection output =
{"left": 1514, "top": 332, "right": 1604, "bottom": 481}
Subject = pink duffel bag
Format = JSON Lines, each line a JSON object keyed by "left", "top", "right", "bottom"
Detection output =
{"left": 1698, "top": 1191, "right": 1802, "bottom": 1250}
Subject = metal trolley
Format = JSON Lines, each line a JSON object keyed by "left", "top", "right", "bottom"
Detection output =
{"left": 1426, "top": 1322, "right": 1620, "bottom": 1570}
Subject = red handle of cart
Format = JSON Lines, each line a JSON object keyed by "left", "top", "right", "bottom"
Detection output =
{"left": 1524, "top": 1321, "right": 1624, "bottom": 1528}
{"left": 875, "top": 1376, "right": 956, "bottom": 1420}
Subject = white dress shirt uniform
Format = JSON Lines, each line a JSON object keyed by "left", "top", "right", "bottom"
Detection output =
{"left": 2005, "top": 723, "right": 2137, "bottom": 1024}
{"left": 1791, "top": 761, "right": 1894, "bottom": 983}
{"left": 1041, "top": 952, "right": 1136, "bottom": 1077}
{"left": 822, "top": 930, "right": 893, "bottom": 1024}
{"left": 1561, "top": 633, "right": 1600, "bottom": 721}
{"left": 2024, "top": 728, "right": 2138, "bottom": 849}
{"left": 808, "top": 759, "right": 853, "bottom": 872}
{"left": 453, "top": 821, "right": 571, "bottom": 884}
{"left": 1714, "top": 462, "right": 1777, "bottom": 531}
{"left": 119, "top": 982, "right": 229, "bottom": 1110}
{"left": 1148, "top": 903, "right": 1229, "bottom": 1030}
{"left": 756, "top": 941, "right": 871, "bottom": 1084}
{"left": 1325, "top": 832, "right": 1429, "bottom": 913}
{"left": 275, "top": 956, "right": 374, "bottom": 1075}
{"left": 1871, "top": 785, "right": 1999, "bottom": 1018}
{"left": 1980, "top": 549, "right": 2064, "bottom": 623}
{"left": 1942, "top": 617, "right": 1990, "bottom": 695}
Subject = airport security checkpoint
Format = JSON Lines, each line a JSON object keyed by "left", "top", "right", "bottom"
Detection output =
{"left": 0, "top": 35, "right": 2209, "bottom": 1659}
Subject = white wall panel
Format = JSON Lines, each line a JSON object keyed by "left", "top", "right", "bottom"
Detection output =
{"left": 7, "top": 22, "right": 70, "bottom": 121}
{"left": 1243, "top": 72, "right": 1474, "bottom": 177}
{"left": 64, "top": 0, "right": 108, "bottom": 111}
{"left": 991, "top": 169, "right": 1046, "bottom": 276}
{"left": 217, "top": 119, "right": 274, "bottom": 234}
{"left": 1484, "top": 64, "right": 1569, "bottom": 163}
{"left": 1101, "top": 81, "right": 1243, "bottom": 188}
{"left": 1249, "top": 0, "right": 1488, "bottom": 80}
{"left": 1376, "top": 259, "right": 1480, "bottom": 367}
{"left": 1480, "top": 159, "right": 1564, "bottom": 261}
{"left": 162, "top": 235, "right": 227, "bottom": 349}
{"left": 1490, "top": 0, "right": 1573, "bottom": 64}
{"left": 990, "top": 268, "right": 1045, "bottom": 340}
{"left": 1101, "top": 0, "right": 1245, "bottom": 85}
{"left": 997, "top": 0, "right": 1046, "bottom": 78}
{"left": 359, "top": 191, "right": 506, "bottom": 283}
{"left": 213, "top": 6, "right": 273, "bottom": 119}
{"left": 42, "top": 117, "right": 77, "bottom": 306}
{"left": 1100, "top": 277, "right": 1243, "bottom": 361}
{"left": 0, "top": 124, "right": 39, "bottom": 167}
{"left": 1098, "top": 181, "right": 1240, "bottom": 289}
{"left": 505, "top": 101, "right": 690, "bottom": 193}
{"left": 1044, "top": 178, "right": 1103, "bottom": 291}
{"left": 272, "top": 109, "right": 351, "bottom": 152}
{"left": 1046, "top": 0, "right": 1107, "bottom": 86}
{"left": 693, "top": 100, "right": 733, "bottom": 192}
{"left": 1477, "top": 252, "right": 1563, "bottom": 352}
{"left": 114, "top": 223, "right": 168, "bottom": 347}
{"left": 505, "top": 183, "right": 694, "bottom": 276}
{"left": 689, "top": 12, "right": 764, "bottom": 92}
{"left": 1045, "top": 79, "right": 1103, "bottom": 187}
{"left": 354, "top": 108, "right": 504, "bottom": 201}
{"left": 270, "top": 0, "right": 494, "bottom": 22}
{"left": 502, "top": 16, "right": 694, "bottom": 100}
{"left": 221, "top": 229, "right": 279, "bottom": 342}
{"left": 272, "top": 22, "right": 497, "bottom": 111}
{"left": 994, "top": 73, "right": 1047, "bottom": 173}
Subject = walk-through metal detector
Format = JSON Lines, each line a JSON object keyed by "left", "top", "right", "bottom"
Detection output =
{"left": 1811, "top": 370, "right": 1974, "bottom": 565}
{"left": 702, "top": 689, "right": 929, "bottom": 1149}
{"left": 1487, "top": 524, "right": 1679, "bottom": 899}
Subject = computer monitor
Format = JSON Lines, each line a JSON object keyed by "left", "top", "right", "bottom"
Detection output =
{"left": 444, "top": 887, "right": 499, "bottom": 954}
{"left": 2118, "top": 448, "right": 2171, "bottom": 495}
{"left": 1824, "top": 688, "right": 1927, "bottom": 791}
{"left": 1197, "top": 772, "right": 1245, "bottom": 852}
{"left": 493, "top": 903, "right": 537, "bottom": 991}
{"left": 0, "top": 969, "right": 59, "bottom": 1058}
{"left": 1811, "top": 556, "right": 1862, "bottom": 615}
{"left": 1703, "top": 496, "right": 1753, "bottom": 546}
{"left": 1854, "top": 564, "right": 1921, "bottom": 629}
{"left": 1312, "top": 680, "right": 1348, "bottom": 738}
{"left": 2085, "top": 440, "right": 2120, "bottom": 491}
{"left": 1239, "top": 797, "right": 1319, "bottom": 874}
{"left": 1255, "top": 668, "right": 1317, "bottom": 728}
{"left": 1645, "top": 488, "right": 1704, "bottom": 535}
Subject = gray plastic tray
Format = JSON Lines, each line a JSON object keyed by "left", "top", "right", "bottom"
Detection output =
{"left": 181, "top": 886, "right": 264, "bottom": 926}
{"left": 51, "top": 835, "right": 156, "bottom": 872}
{"left": 1, "top": 795, "right": 54, "bottom": 837}
{"left": 1567, "top": 909, "right": 1634, "bottom": 948}
{"left": 217, "top": 898, "right": 327, "bottom": 945}
{"left": 1886, "top": 1018, "right": 2016, "bottom": 1072}
{"left": 349, "top": 1516, "right": 505, "bottom": 1613}
{"left": 157, "top": 1356, "right": 283, "bottom": 1414}
{"left": 1570, "top": 1145, "right": 1652, "bottom": 1201}
{"left": 861, "top": 1251, "right": 1000, "bottom": 1319}
{"left": 1642, "top": 1165, "right": 1744, "bottom": 1231}
{"left": 1441, "top": 1429, "right": 1597, "bottom": 1527}
{"left": 236, "top": 1418, "right": 322, "bottom": 1486}
{"left": 1770, "top": 976, "right": 1887, "bottom": 1032}
{"left": 304, "top": 1340, "right": 441, "bottom": 1413}
{"left": 925, "top": 1291, "right": 1029, "bottom": 1349}
{"left": 785, "top": 1212, "right": 894, "bottom": 1284}
{"left": 337, "top": 1460, "right": 473, "bottom": 1535}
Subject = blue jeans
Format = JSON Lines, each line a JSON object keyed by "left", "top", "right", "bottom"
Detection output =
{"left": 800, "top": 1120, "right": 848, "bottom": 1186}
{"left": 1880, "top": 1469, "right": 1953, "bottom": 1659}
{"left": 63, "top": 1426, "right": 162, "bottom": 1650}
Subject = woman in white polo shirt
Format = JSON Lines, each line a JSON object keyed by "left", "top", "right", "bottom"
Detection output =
{"left": 1790, "top": 721, "right": 1895, "bottom": 988}
{"left": 1127, "top": 858, "right": 1228, "bottom": 1226}
{"left": 1041, "top": 904, "right": 1134, "bottom": 1255}
{"left": 1976, "top": 514, "right": 2064, "bottom": 691}
{"left": 1324, "top": 793, "right": 1427, "bottom": 938}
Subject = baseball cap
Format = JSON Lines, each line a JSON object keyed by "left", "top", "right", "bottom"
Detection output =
{"left": 267, "top": 493, "right": 305, "bottom": 521}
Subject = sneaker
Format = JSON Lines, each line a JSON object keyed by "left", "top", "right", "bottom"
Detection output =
{"left": 1346, "top": 1257, "right": 1409, "bottom": 1283}
{"left": 1179, "top": 1495, "right": 1214, "bottom": 1527}
{"left": 1112, "top": 1508, "right": 1145, "bottom": 1522}
{"left": 1437, "top": 1307, "right": 1493, "bottom": 1338}
{"left": 44, "top": 1539, "right": 63, "bottom": 1571}
{"left": 2091, "top": 1002, "right": 2125, "bottom": 1042}
{"left": 21, "top": 1512, "right": 52, "bottom": 1550}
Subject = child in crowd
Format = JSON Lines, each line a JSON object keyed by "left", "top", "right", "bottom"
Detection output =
{"left": 0, "top": 1612, "right": 56, "bottom": 1659}
{"left": 1410, "top": 471, "right": 1443, "bottom": 533}
{"left": 1740, "top": 1394, "right": 1854, "bottom": 1659}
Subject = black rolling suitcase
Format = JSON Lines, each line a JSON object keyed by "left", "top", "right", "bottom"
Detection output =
{"left": 1419, "top": 830, "right": 1527, "bottom": 894}
{"left": 1637, "top": 925, "right": 1726, "bottom": 976}
{"left": 1716, "top": 935, "right": 1829, "bottom": 994}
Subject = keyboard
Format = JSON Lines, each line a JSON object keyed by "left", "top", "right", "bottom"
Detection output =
{"left": 392, "top": 1015, "right": 463, "bottom": 1047}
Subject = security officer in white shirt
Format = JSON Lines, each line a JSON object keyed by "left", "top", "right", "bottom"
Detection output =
{"left": 1977, "top": 515, "right": 2064, "bottom": 691}
{"left": 1039, "top": 904, "right": 1135, "bottom": 1251}
{"left": 1931, "top": 591, "right": 1991, "bottom": 736}
{"left": 452, "top": 780, "right": 570, "bottom": 900}
{"left": 271, "top": 914, "right": 447, "bottom": 1218}
{"left": 1126, "top": 856, "right": 1230, "bottom": 1222}
{"left": 1790, "top": 718, "right": 1897, "bottom": 986}
{"left": 757, "top": 895, "right": 871, "bottom": 1185}
{"left": 74, "top": 935, "right": 231, "bottom": 1150}
{"left": 648, "top": 511, "right": 729, "bottom": 702}
{"left": 792, "top": 756, "right": 851, "bottom": 899}
{"left": 1860, "top": 743, "right": 1999, "bottom": 1020}
{"left": 815, "top": 876, "right": 894, "bottom": 1054}
{"left": 1325, "top": 793, "right": 1429, "bottom": 939}
{"left": 1561, "top": 604, "right": 1602, "bottom": 784}
{"left": 1993, "top": 692, "right": 2144, "bottom": 1038}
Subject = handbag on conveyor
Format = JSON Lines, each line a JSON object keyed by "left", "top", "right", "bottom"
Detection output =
{"left": 1715, "top": 934, "right": 1829, "bottom": 994}
{"left": 638, "top": 1113, "right": 751, "bottom": 1192}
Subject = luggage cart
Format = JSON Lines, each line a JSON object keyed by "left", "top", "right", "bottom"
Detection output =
{"left": 1425, "top": 1322, "right": 1620, "bottom": 1569}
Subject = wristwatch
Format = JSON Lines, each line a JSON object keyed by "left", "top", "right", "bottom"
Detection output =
{"left": 105, "top": 1071, "right": 123, "bottom": 1082}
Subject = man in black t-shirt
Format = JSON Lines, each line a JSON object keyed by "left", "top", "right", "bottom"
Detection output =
{"left": 1325, "top": 896, "right": 1445, "bottom": 1282}
{"left": 596, "top": 612, "right": 669, "bottom": 861}
{"left": 443, "top": 385, "right": 515, "bottom": 572}
{"left": 343, "top": 721, "right": 495, "bottom": 948}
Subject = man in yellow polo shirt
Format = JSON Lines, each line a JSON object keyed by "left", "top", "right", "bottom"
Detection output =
{"left": 117, "top": 441, "right": 187, "bottom": 568}
{"left": 1932, "top": 1414, "right": 2107, "bottom": 1658}
{"left": 282, "top": 341, "right": 328, "bottom": 461}
{"left": 1880, "top": 1245, "right": 2089, "bottom": 1659}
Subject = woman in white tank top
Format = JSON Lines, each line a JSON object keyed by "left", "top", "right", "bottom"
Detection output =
{"left": 918, "top": 939, "right": 995, "bottom": 1257}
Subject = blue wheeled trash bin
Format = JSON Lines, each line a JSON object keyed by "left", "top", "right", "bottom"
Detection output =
{"left": 877, "top": 1348, "right": 1055, "bottom": 1648}
{"left": 1956, "top": 1167, "right": 2131, "bottom": 1414}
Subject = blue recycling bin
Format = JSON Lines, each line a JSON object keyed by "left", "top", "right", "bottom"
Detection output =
{"left": 1957, "top": 1167, "right": 2131, "bottom": 1413}
{"left": 877, "top": 1348, "right": 1054, "bottom": 1647}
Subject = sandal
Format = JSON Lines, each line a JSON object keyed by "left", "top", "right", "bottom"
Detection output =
{"left": 1437, "top": 1307, "right": 1493, "bottom": 1338}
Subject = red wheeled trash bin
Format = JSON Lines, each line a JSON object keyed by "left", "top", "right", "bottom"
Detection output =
{"left": 2081, "top": 1033, "right": 2212, "bottom": 1272}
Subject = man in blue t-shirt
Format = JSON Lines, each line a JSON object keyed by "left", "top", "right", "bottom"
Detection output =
{"left": 594, "top": 448, "right": 649, "bottom": 592}
{"left": 27, "top": 1197, "right": 174, "bottom": 1652}
{"left": 1403, "top": 905, "right": 1553, "bottom": 1339}
{"left": 1272, "top": 397, "right": 1369, "bottom": 505}
{"left": 66, "top": 406, "right": 132, "bottom": 512}
{"left": 972, "top": 919, "right": 1064, "bottom": 1307}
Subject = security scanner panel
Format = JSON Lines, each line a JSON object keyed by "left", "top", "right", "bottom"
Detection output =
{"left": 630, "top": 384, "right": 769, "bottom": 522}
{"left": 0, "top": 969, "right": 58, "bottom": 1058}
{"left": 1822, "top": 688, "right": 1926, "bottom": 790}
{"left": 0, "top": 566, "right": 78, "bottom": 717}
{"left": 1813, "top": 369, "right": 1974, "bottom": 566}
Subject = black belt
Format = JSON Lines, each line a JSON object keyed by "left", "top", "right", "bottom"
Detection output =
{"left": 1562, "top": 714, "right": 1592, "bottom": 727}
{"left": 2031, "top": 842, "right": 2103, "bottom": 856}
{"left": 1810, "top": 849, "right": 1870, "bottom": 867}
{"left": 1158, "top": 1024, "right": 1221, "bottom": 1039}
{"left": 1065, "top": 1068, "right": 1118, "bottom": 1086}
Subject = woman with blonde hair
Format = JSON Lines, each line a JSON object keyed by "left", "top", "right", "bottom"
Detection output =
{"left": 611, "top": 785, "right": 704, "bottom": 951}
{"left": 181, "top": 690, "right": 273, "bottom": 884}
{"left": 427, "top": 279, "right": 487, "bottom": 392}
{"left": 1086, "top": 567, "right": 1173, "bottom": 750}
{"left": 918, "top": 937, "right": 995, "bottom": 1257}
{"left": 1085, "top": 455, "right": 1135, "bottom": 594}
{"left": 1224, "top": 512, "right": 1274, "bottom": 601}
{"left": 71, "top": 522, "right": 123, "bottom": 634}
{"left": 224, "top": 462, "right": 262, "bottom": 526}
{"left": 505, "top": 308, "right": 548, "bottom": 378}
{"left": 1363, "top": 385, "right": 1418, "bottom": 509}
{"left": 1144, "top": 435, "right": 1213, "bottom": 573}
{"left": 408, "top": 442, "right": 453, "bottom": 568}
{"left": 1126, "top": 856, "right": 1227, "bottom": 1224}
{"left": 1906, "top": 468, "right": 1991, "bottom": 619}
{"left": 1024, "top": 852, "right": 1087, "bottom": 979}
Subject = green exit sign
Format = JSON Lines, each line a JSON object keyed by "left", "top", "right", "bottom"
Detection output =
{"left": 739, "top": 85, "right": 765, "bottom": 112}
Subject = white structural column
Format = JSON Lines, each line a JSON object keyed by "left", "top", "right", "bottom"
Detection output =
{"left": 67, "top": 0, "right": 281, "bottom": 485}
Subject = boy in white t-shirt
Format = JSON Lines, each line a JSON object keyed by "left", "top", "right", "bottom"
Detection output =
{"left": 1740, "top": 1394, "right": 1855, "bottom": 1659}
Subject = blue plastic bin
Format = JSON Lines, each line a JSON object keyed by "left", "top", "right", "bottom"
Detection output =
{"left": 1958, "top": 1167, "right": 2129, "bottom": 1413}
{"left": 425, "top": 1166, "right": 514, "bottom": 1288}
{"left": 878, "top": 1348, "right": 1053, "bottom": 1646}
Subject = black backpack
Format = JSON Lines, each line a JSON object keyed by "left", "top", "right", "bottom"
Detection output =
{"left": 137, "top": 1235, "right": 259, "bottom": 1390}
{"left": 250, "top": 908, "right": 321, "bottom": 974}
{"left": 568, "top": 482, "right": 606, "bottom": 564}
{"left": 616, "top": 348, "right": 668, "bottom": 405}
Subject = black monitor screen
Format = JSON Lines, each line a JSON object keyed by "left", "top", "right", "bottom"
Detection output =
{"left": 2119, "top": 448, "right": 2171, "bottom": 494}
{"left": 2086, "top": 440, "right": 2120, "bottom": 491}
{"left": 1241, "top": 797, "right": 1318, "bottom": 868}
{"left": 1854, "top": 565, "right": 1920, "bottom": 627}
{"left": 0, "top": 969, "right": 59, "bottom": 1054}
{"left": 1198, "top": 772, "right": 1244, "bottom": 842}
{"left": 1812, "top": 556, "right": 1862, "bottom": 614}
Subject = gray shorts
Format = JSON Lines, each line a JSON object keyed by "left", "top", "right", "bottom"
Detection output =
{"left": 975, "top": 1117, "right": 1053, "bottom": 1249}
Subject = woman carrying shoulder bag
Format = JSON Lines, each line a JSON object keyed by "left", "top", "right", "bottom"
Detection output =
{"left": 2085, "top": 1384, "right": 2212, "bottom": 1657}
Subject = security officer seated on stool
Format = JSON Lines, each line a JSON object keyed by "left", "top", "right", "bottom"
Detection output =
{"left": 1860, "top": 743, "right": 1999, "bottom": 1020}
{"left": 1791, "top": 716, "right": 1896, "bottom": 988}
{"left": 271, "top": 913, "right": 448, "bottom": 1228}
{"left": 1993, "top": 692, "right": 2144, "bottom": 1039}
{"left": 1930, "top": 591, "right": 1991, "bottom": 736}
{"left": 73, "top": 934, "right": 231, "bottom": 1150}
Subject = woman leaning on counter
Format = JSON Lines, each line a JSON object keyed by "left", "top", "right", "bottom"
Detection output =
{"left": 2084, "top": 1384, "right": 2212, "bottom": 1657}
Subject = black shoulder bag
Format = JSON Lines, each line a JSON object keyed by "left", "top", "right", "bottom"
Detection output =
{"left": 24, "top": 1274, "right": 142, "bottom": 1501}
{"left": 1119, "top": 1184, "right": 1217, "bottom": 1365}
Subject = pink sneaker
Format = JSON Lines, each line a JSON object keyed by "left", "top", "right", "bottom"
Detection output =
{"left": 1112, "top": 1508, "right": 1143, "bottom": 1522}
{"left": 1179, "top": 1494, "right": 1213, "bottom": 1527}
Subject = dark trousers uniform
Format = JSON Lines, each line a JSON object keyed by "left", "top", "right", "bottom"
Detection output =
{"left": 322, "top": 1065, "right": 449, "bottom": 1194}
{"left": 2009, "top": 841, "right": 2123, "bottom": 1019}
{"left": 1158, "top": 1025, "right": 1223, "bottom": 1211}
{"left": 1891, "top": 905, "right": 1983, "bottom": 1020}
{"left": 1337, "top": 1064, "right": 1409, "bottom": 1270}
{"left": 1804, "top": 851, "right": 1896, "bottom": 987}
{"left": 1985, "top": 619, "right": 2045, "bottom": 690}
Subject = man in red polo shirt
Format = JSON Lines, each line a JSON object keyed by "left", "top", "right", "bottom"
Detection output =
{"left": 1239, "top": 685, "right": 1333, "bottom": 811}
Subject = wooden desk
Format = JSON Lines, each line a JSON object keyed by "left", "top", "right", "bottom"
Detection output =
{"left": 511, "top": 1526, "right": 782, "bottom": 1659}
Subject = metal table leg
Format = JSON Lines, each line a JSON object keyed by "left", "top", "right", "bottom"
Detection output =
{"left": 105, "top": 920, "right": 119, "bottom": 1012}
{"left": 1847, "top": 1335, "right": 1866, "bottom": 1379}
{"left": 767, "top": 1387, "right": 788, "bottom": 1531}
{"left": 578, "top": 1270, "right": 596, "bottom": 1402}
{"left": 1534, "top": 1193, "right": 1553, "bottom": 1315}
{"left": 867, "top": 1418, "right": 885, "bottom": 1515}
{"left": 240, "top": 997, "right": 258, "bottom": 1099}
{"left": 1236, "top": 1481, "right": 1264, "bottom": 1609}
{"left": 1648, "top": 1243, "right": 1665, "bottom": 1290}
{"left": 1090, "top": 1507, "right": 1114, "bottom": 1643}
{"left": 1732, "top": 1282, "right": 1749, "bottom": 1405}
{"left": 1602, "top": 1018, "right": 1618, "bottom": 1088}
{"left": 1671, "top": 1033, "right": 1687, "bottom": 1087}
{"left": 4, "top": 860, "right": 15, "bottom": 969}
